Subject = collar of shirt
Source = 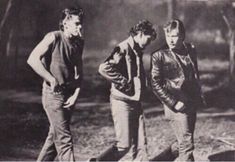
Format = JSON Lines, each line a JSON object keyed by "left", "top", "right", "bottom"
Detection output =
{"left": 126, "top": 36, "right": 143, "bottom": 57}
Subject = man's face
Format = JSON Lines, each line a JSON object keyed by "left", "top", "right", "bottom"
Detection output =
{"left": 165, "top": 29, "right": 184, "bottom": 50}
{"left": 136, "top": 32, "right": 152, "bottom": 50}
{"left": 64, "top": 15, "right": 83, "bottom": 38}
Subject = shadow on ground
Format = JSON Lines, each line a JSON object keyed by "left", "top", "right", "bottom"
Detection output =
{"left": 0, "top": 99, "right": 47, "bottom": 160}
{"left": 208, "top": 150, "right": 235, "bottom": 161}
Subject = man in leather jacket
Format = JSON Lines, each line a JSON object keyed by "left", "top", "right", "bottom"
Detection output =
{"left": 89, "top": 20, "right": 156, "bottom": 162}
{"left": 151, "top": 19, "right": 205, "bottom": 162}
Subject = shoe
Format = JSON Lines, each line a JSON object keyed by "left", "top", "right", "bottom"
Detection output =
{"left": 87, "top": 157, "right": 97, "bottom": 162}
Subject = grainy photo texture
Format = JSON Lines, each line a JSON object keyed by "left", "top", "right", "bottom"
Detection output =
{"left": 0, "top": 0, "right": 235, "bottom": 161}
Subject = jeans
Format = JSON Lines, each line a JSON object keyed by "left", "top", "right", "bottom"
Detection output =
{"left": 37, "top": 83, "right": 75, "bottom": 162}
{"left": 109, "top": 97, "right": 148, "bottom": 161}
{"left": 164, "top": 105, "right": 196, "bottom": 162}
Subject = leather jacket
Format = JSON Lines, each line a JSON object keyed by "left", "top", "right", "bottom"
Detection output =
{"left": 151, "top": 43, "right": 204, "bottom": 110}
{"left": 99, "top": 36, "right": 146, "bottom": 101}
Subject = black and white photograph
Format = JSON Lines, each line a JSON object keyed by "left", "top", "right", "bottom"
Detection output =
{"left": 0, "top": 0, "right": 235, "bottom": 161}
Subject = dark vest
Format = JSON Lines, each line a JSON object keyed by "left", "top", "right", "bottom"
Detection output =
{"left": 42, "top": 31, "right": 84, "bottom": 86}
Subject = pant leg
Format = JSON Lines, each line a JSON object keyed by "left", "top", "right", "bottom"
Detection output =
{"left": 37, "top": 89, "right": 57, "bottom": 161}
{"left": 109, "top": 98, "right": 132, "bottom": 160}
{"left": 111, "top": 98, "right": 131, "bottom": 147}
{"left": 37, "top": 126, "right": 57, "bottom": 161}
{"left": 131, "top": 102, "right": 148, "bottom": 162}
{"left": 169, "top": 112, "right": 196, "bottom": 162}
{"left": 90, "top": 98, "right": 132, "bottom": 162}
{"left": 38, "top": 86, "right": 75, "bottom": 162}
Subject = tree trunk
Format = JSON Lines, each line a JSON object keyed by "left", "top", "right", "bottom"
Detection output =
{"left": 229, "top": 31, "right": 235, "bottom": 82}
{"left": 167, "top": 0, "right": 177, "bottom": 20}
{"left": 0, "top": 0, "right": 21, "bottom": 79}
{"left": 222, "top": 10, "right": 235, "bottom": 83}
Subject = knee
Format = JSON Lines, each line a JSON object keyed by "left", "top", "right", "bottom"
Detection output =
{"left": 53, "top": 131, "right": 73, "bottom": 148}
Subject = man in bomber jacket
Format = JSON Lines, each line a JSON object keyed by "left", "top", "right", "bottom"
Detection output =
{"left": 89, "top": 20, "right": 156, "bottom": 162}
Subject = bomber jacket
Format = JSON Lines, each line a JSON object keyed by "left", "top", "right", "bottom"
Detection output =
{"left": 151, "top": 43, "right": 204, "bottom": 110}
{"left": 98, "top": 36, "right": 146, "bottom": 101}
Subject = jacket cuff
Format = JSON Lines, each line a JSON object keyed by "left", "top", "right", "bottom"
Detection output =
{"left": 167, "top": 99, "right": 178, "bottom": 110}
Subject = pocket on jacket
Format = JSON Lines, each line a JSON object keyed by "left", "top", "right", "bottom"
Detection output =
{"left": 163, "top": 63, "right": 180, "bottom": 79}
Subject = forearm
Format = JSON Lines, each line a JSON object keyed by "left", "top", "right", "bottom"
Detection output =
{"left": 27, "top": 57, "right": 54, "bottom": 83}
{"left": 151, "top": 80, "right": 177, "bottom": 108}
{"left": 98, "top": 62, "right": 129, "bottom": 88}
{"left": 73, "top": 87, "right": 80, "bottom": 97}
{"left": 151, "top": 54, "right": 177, "bottom": 108}
{"left": 69, "top": 87, "right": 80, "bottom": 102}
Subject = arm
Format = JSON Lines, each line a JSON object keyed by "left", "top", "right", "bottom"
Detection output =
{"left": 190, "top": 44, "right": 207, "bottom": 107}
{"left": 63, "top": 86, "right": 81, "bottom": 108}
{"left": 151, "top": 52, "right": 178, "bottom": 109}
{"left": 64, "top": 65, "right": 82, "bottom": 108}
{"left": 98, "top": 47, "right": 131, "bottom": 90}
{"left": 190, "top": 44, "right": 200, "bottom": 80}
{"left": 27, "top": 33, "right": 58, "bottom": 90}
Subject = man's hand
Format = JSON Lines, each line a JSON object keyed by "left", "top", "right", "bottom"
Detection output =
{"left": 49, "top": 77, "right": 62, "bottom": 94}
{"left": 174, "top": 101, "right": 186, "bottom": 112}
{"left": 63, "top": 94, "right": 78, "bottom": 109}
{"left": 63, "top": 88, "right": 80, "bottom": 109}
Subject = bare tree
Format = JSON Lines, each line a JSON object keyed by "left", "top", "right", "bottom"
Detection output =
{"left": 167, "top": 0, "right": 177, "bottom": 20}
{"left": 0, "top": 0, "right": 21, "bottom": 79}
{"left": 221, "top": 3, "right": 235, "bottom": 83}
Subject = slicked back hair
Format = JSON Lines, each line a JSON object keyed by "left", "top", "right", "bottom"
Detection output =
{"left": 163, "top": 19, "right": 185, "bottom": 40}
{"left": 59, "top": 6, "right": 84, "bottom": 31}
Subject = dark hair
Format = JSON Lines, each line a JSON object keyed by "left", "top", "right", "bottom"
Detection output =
{"left": 129, "top": 20, "right": 157, "bottom": 40}
{"left": 163, "top": 19, "right": 185, "bottom": 40}
{"left": 59, "top": 6, "right": 84, "bottom": 31}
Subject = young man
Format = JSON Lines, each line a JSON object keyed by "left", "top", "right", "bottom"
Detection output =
{"left": 27, "top": 7, "right": 84, "bottom": 162}
{"left": 93, "top": 20, "right": 156, "bottom": 162}
{"left": 151, "top": 19, "right": 205, "bottom": 162}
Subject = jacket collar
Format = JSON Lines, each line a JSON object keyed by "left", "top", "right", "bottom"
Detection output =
{"left": 126, "top": 36, "right": 135, "bottom": 49}
{"left": 126, "top": 36, "right": 142, "bottom": 56}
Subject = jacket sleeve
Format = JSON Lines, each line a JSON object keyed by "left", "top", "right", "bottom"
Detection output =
{"left": 189, "top": 44, "right": 200, "bottom": 80}
{"left": 189, "top": 44, "right": 207, "bottom": 107}
{"left": 151, "top": 51, "right": 177, "bottom": 108}
{"left": 98, "top": 46, "right": 131, "bottom": 90}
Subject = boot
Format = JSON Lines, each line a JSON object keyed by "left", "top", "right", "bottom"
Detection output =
{"left": 150, "top": 142, "right": 178, "bottom": 161}
{"left": 91, "top": 145, "right": 128, "bottom": 162}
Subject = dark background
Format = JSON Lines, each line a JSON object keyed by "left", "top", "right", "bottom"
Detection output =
{"left": 0, "top": 0, "right": 231, "bottom": 94}
{"left": 1, "top": 0, "right": 235, "bottom": 161}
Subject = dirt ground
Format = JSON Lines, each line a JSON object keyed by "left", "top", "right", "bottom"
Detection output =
{"left": 0, "top": 59, "right": 235, "bottom": 161}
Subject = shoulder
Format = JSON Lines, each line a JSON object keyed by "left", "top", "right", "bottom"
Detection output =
{"left": 152, "top": 48, "right": 168, "bottom": 58}
{"left": 117, "top": 39, "right": 129, "bottom": 54}
{"left": 42, "top": 31, "right": 57, "bottom": 45}
{"left": 185, "top": 42, "right": 198, "bottom": 61}
{"left": 185, "top": 42, "right": 197, "bottom": 54}
{"left": 185, "top": 42, "right": 196, "bottom": 51}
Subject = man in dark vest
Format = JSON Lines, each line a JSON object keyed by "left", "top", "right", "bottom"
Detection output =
{"left": 27, "top": 7, "right": 84, "bottom": 162}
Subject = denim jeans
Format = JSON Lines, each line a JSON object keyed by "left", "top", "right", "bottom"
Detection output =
{"left": 109, "top": 97, "right": 148, "bottom": 161}
{"left": 37, "top": 83, "right": 75, "bottom": 162}
{"left": 164, "top": 105, "right": 196, "bottom": 162}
